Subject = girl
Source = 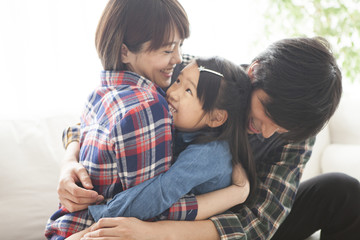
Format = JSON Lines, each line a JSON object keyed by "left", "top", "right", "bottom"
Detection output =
{"left": 67, "top": 56, "right": 256, "bottom": 240}
{"left": 86, "top": 57, "right": 256, "bottom": 222}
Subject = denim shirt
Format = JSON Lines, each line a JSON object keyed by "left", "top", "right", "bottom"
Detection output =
{"left": 89, "top": 131, "right": 233, "bottom": 221}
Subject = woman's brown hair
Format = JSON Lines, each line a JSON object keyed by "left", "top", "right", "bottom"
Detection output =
{"left": 95, "top": 0, "right": 190, "bottom": 71}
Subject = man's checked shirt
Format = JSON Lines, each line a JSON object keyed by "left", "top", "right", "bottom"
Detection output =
{"left": 55, "top": 56, "right": 315, "bottom": 240}
{"left": 45, "top": 71, "right": 198, "bottom": 239}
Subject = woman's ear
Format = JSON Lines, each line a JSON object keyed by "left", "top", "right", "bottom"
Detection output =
{"left": 207, "top": 109, "right": 228, "bottom": 128}
{"left": 121, "top": 44, "right": 131, "bottom": 64}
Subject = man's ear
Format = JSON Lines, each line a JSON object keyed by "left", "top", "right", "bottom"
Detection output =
{"left": 207, "top": 109, "right": 228, "bottom": 128}
{"left": 247, "top": 61, "right": 259, "bottom": 82}
{"left": 121, "top": 44, "right": 131, "bottom": 64}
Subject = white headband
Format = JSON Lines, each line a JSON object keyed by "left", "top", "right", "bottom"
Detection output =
{"left": 198, "top": 66, "right": 224, "bottom": 77}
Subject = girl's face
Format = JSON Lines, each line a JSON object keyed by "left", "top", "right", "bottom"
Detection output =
{"left": 124, "top": 30, "right": 183, "bottom": 89}
{"left": 166, "top": 62, "right": 211, "bottom": 132}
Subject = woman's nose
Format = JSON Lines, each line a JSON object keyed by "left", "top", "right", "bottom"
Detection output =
{"left": 171, "top": 46, "right": 182, "bottom": 64}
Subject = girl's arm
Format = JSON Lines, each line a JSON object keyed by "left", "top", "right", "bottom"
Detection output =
{"left": 89, "top": 141, "right": 249, "bottom": 221}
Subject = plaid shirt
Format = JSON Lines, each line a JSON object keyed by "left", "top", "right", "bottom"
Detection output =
{"left": 59, "top": 56, "right": 315, "bottom": 239}
{"left": 46, "top": 71, "right": 198, "bottom": 239}
{"left": 210, "top": 137, "right": 315, "bottom": 240}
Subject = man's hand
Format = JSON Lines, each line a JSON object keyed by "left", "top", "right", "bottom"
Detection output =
{"left": 81, "top": 217, "right": 155, "bottom": 240}
{"left": 58, "top": 142, "right": 104, "bottom": 212}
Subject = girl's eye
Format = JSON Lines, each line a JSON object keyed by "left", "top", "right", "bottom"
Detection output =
{"left": 186, "top": 89, "right": 192, "bottom": 94}
{"left": 176, "top": 79, "right": 180, "bottom": 84}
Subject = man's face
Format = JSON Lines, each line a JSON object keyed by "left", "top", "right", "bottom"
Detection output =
{"left": 247, "top": 89, "right": 288, "bottom": 138}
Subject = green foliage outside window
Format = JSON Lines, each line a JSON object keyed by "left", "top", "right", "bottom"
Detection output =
{"left": 263, "top": 0, "right": 360, "bottom": 82}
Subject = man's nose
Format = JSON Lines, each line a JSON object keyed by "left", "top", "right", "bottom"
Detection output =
{"left": 261, "top": 125, "right": 279, "bottom": 138}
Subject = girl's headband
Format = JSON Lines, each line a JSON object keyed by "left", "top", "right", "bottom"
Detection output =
{"left": 198, "top": 66, "right": 224, "bottom": 77}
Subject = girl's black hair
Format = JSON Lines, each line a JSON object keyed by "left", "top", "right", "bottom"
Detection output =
{"left": 194, "top": 56, "right": 256, "bottom": 198}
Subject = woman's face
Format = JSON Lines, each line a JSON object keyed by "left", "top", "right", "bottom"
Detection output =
{"left": 166, "top": 61, "right": 211, "bottom": 132}
{"left": 124, "top": 30, "right": 183, "bottom": 89}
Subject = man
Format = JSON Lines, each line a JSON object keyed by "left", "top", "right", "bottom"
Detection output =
{"left": 58, "top": 37, "right": 360, "bottom": 240}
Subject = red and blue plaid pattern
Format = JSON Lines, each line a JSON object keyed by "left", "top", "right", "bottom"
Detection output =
{"left": 45, "top": 71, "right": 174, "bottom": 239}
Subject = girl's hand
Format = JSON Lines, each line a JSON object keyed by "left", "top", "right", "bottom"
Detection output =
{"left": 58, "top": 142, "right": 103, "bottom": 212}
{"left": 80, "top": 217, "right": 156, "bottom": 240}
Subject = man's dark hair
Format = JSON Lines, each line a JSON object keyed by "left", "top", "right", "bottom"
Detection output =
{"left": 251, "top": 37, "right": 342, "bottom": 142}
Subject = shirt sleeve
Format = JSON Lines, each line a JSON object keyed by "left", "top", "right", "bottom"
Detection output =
{"left": 88, "top": 141, "right": 232, "bottom": 221}
{"left": 209, "top": 137, "right": 315, "bottom": 240}
{"left": 62, "top": 123, "right": 81, "bottom": 149}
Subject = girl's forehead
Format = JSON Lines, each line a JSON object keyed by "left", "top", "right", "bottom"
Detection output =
{"left": 180, "top": 62, "right": 200, "bottom": 84}
{"left": 181, "top": 61, "right": 199, "bottom": 76}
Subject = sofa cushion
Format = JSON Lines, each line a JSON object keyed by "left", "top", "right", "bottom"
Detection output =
{"left": 0, "top": 115, "right": 78, "bottom": 240}
{"left": 321, "top": 144, "right": 360, "bottom": 181}
{"left": 329, "top": 94, "right": 360, "bottom": 145}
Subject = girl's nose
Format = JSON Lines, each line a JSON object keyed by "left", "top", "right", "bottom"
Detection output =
{"left": 167, "top": 88, "right": 180, "bottom": 102}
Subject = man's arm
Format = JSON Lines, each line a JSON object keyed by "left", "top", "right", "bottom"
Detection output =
{"left": 209, "top": 137, "right": 315, "bottom": 239}
{"left": 82, "top": 137, "right": 314, "bottom": 240}
{"left": 82, "top": 218, "right": 220, "bottom": 240}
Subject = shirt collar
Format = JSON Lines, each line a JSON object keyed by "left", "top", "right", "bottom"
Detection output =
{"left": 100, "top": 70, "right": 166, "bottom": 97}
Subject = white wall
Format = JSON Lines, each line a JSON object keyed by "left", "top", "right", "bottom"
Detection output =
{"left": 0, "top": 0, "right": 355, "bottom": 120}
{"left": 0, "top": 0, "right": 274, "bottom": 119}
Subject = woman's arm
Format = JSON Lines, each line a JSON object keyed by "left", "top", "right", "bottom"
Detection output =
{"left": 58, "top": 129, "right": 103, "bottom": 212}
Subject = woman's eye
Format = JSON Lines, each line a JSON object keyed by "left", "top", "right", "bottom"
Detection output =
{"left": 165, "top": 50, "right": 174, "bottom": 54}
{"left": 186, "top": 89, "right": 192, "bottom": 94}
{"left": 176, "top": 79, "right": 180, "bottom": 84}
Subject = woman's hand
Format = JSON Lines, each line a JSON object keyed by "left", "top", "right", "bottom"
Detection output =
{"left": 58, "top": 142, "right": 104, "bottom": 212}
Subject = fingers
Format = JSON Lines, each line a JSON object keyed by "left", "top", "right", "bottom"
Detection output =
{"left": 76, "top": 167, "right": 94, "bottom": 190}
{"left": 58, "top": 165, "right": 104, "bottom": 212}
{"left": 60, "top": 198, "right": 91, "bottom": 212}
{"left": 58, "top": 183, "right": 104, "bottom": 212}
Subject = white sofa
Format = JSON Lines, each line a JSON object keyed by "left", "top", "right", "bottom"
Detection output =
{"left": 1, "top": 93, "right": 359, "bottom": 240}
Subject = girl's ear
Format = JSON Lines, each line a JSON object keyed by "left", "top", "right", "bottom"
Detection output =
{"left": 121, "top": 44, "right": 131, "bottom": 64}
{"left": 207, "top": 109, "right": 228, "bottom": 128}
